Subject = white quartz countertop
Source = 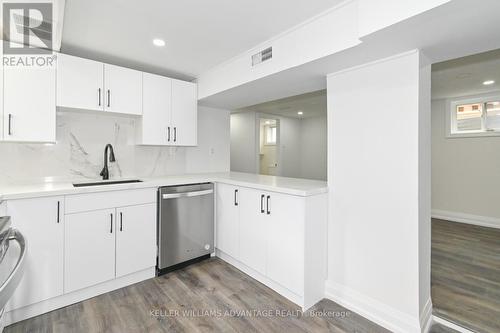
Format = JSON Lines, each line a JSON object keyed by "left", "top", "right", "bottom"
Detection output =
{"left": 0, "top": 172, "right": 328, "bottom": 200}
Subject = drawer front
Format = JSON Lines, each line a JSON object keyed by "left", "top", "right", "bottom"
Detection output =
{"left": 65, "top": 188, "right": 156, "bottom": 214}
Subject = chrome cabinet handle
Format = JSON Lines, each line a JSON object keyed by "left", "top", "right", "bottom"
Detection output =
{"left": 266, "top": 195, "right": 271, "bottom": 215}
{"left": 98, "top": 88, "right": 101, "bottom": 106}
{"left": 57, "top": 201, "right": 60, "bottom": 223}
{"left": 260, "top": 194, "right": 265, "bottom": 213}
{"left": 120, "top": 212, "right": 123, "bottom": 232}
{"left": 107, "top": 89, "right": 110, "bottom": 107}
{"left": 110, "top": 213, "right": 113, "bottom": 233}
{"left": 234, "top": 189, "right": 238, "bottom": 206}
{"left": 174, "top": 127, "right": 177, "bottom": 142}
{"left": 8, "top": 114, "right": 12, "bottom": 136}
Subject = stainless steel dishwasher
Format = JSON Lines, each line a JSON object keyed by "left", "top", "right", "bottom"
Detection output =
{"left": 157, "top": 183, "right": 214, "bottom": 274}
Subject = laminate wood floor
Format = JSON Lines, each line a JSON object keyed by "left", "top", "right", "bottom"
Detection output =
{"left": 6, "top": 257, "right": 452, "bottom": 333}
{"left": 432, "top": 218, "right": 500, "bottom": 333}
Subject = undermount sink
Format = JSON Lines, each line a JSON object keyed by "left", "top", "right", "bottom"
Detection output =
{"left": 72, "top": 179, "right": 143, "bottom": 187}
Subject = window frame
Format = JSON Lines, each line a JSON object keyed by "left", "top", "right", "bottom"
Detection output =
{"left": 264, "top": 125, "right": 277, "bottom": 145}
{"left": 447, "top": 93, "right": 500, "bottom": 138}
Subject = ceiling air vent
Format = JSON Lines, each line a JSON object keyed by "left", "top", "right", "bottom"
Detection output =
{"left": 252, "top": 47, "right": 272, "bottom": 66}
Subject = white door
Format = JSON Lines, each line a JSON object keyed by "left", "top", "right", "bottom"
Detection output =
{"left": 139, "top": 73, "right": 171, "bottom": 145}
{"left": 3, "top": 63, "right": 56, "bottom": 142}
{"left": 104, "top": 64, "right": 142, "bottom": 115}
{"left": 238, "top": 188, "right": 267, "bottom": 275}
{"left": 56, "top": 53, "right": 104, "bottom": 111}
{"left": 171, "top": 79, "right": 197, "bottom": 146}
{"left": 215, "top": 183, "right": 240, "bottom": 258}
{"left": 64, "top": 209, "right": 116, "bottom": 293}
{"left": 266, "top": 193, "right": 304, "bottom": 295}
{"left": 115, "top": 203, "right": 156, "bottom": 277}
{"left": 6, "top": 196, "right": 64, "bottom": 310}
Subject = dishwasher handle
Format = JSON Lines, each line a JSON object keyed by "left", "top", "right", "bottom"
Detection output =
{"left": 162, "top": 189, "right": 213, "bottom": 200}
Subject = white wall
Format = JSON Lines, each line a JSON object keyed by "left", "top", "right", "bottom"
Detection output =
{"left": 230, "top": 112, "right": 327, "bottom": 180}
{"left": 300, "top": 116, "right": 327, "bottom": 180}
{"left": 186, "top": 106, "right": 230, "bottom": 173}
{"left": 432, "top": 98, "right": 500, "bottom": 221}
{"left": 326, "top": 50, "right": 431, "bottom": 333}
{"left": 230, "top": 112, "right": 258, "bottom": 174}
{"left": 0, "top": 106, "right": 230, "bottom": 184}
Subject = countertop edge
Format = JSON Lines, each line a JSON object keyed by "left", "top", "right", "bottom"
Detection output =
{"left": 0, "top": 174, "right": 328, "bottom": 201}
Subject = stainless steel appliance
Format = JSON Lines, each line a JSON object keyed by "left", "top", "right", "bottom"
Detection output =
{"left": 157, "top": 183, "right": 214, "bottom": 274}
{"left": 0, "top": 216, "right": 27, "bottom": 330}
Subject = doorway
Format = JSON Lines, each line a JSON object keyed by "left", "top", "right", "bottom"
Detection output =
{"left": 258, "top": 117, "right": 280, "bottom": 176}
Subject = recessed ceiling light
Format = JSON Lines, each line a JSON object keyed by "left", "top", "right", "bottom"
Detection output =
{"left": 153, "top": 38, "right": 165, "bottom": 47}
{"left": 297, "top": 111, "right": 303, "bottom": 115}
{"left": 483, "top": 80, "right": 495, "bottom": 85}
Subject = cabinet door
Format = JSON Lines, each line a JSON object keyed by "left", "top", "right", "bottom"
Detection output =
{"left": 266, "top": 193, "right": 304, "bottom": 296}
{"left": 116, "top": 203, "right": 156, "bottom": 278}
{"left": 138, "top": 73, "right": 171, "bottom": 145}
{"left": 3, "top": 63, "right": 56, "bottom": 142}
{"left": 238, "top": 188, "right": 267, "bottom": 275}
{"left": 6, "top": 196, "right": 64, "bottom": 310}
{"left": 65, "top": 209, "right": 116, "bottom": 293}
{"left": 215, "top": 183, "right": 239, "bottom": 258}
{"left": 104, "top": 64, "right": 142, "bottom": 115}
{"left": 57, "top": 53, "right": 104, "bottom": 111}
{"left": 171, "top": 79, "right": 197, "bottom": 146}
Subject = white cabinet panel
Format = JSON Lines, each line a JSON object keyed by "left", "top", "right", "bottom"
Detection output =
{"left": 104, "top": 64, "right": 142, "bottom": 115}
{"left": 238, "top": 188, "right": 267, "bottom": 275}
{"left": 266, "top": 193, "right": 304, "bottom": 296}
{"left": 6, "top": 196, "right": 64, "bottom": 310}
{"left": 116, "top": 203, "right": 156, "bottom": 277}
{"left": 57, "top": 53, "right": 104, "bottom": 111}
{"left": 216, "top": 183, "right": 239, "bottom": 258}
{"left": 3, "top": 64, "right": 56, "bottom": 142}
{"left": 171, "top": 79, "right": 197, "bottom": 146}
{"left": 65, "top": 209, "right": 116, "bottom": 293}
{"left": 137, "top": 73, "right": 171, "bottom": 145}
{"left": 0, "top": 43, "right": 3, "bottom": 139}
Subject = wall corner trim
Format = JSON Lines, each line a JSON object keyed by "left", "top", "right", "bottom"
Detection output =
{"left": 421, "top": 298, "right": 433, "bottom": 333}
{"left": 324, "top": 280, "right": 421, "bottom": 333}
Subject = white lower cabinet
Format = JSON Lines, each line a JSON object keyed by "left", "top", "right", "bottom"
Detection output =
{"left": 64, "top": 200, "right": 157, "bottom": 293}
{"left": 216, "top": 184, "right": 307, "bottom": 298}
{"left": 265, "top": 192, "right": 304, "bottom": 296}
{"left": 215, "top": 183, "right": 240, "bottom": 258}
{"left": 238, "top": 188, "right": 267, "bottom": 275}
{"left": 6, "top": 196, "right": 64, "bottom": 310}
{"left": 115, "top": 203, "right": 156, "bottom": 278}
{"left": 64, "top": 209, "right": 116, "bottom": 293}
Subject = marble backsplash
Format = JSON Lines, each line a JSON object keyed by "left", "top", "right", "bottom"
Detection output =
{"left": 0, "top": 111, "right": 190, "bottom": 185}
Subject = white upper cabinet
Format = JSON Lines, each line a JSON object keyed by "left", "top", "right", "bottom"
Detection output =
{"left": 137, "top": 73, "right": 172, "bottom": 145}
{"left": 171, "top": 79, "right": 197, "bottom": 146}
{"left": 3, "top": 63, "right": 56, "bottom": 142}
{"left": 103, "top": 64, "right": 142, "bottom": 115}
{"left": 57, "top": 53, "right": 104, "bottom": 111}
{"left": 57, "top": 55, "right": 142, "bottom": 115}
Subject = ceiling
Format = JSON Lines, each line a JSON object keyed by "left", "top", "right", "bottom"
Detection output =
{"left": 199, "top": 0, "right": 500, "bottom": 110}
{"left": 237, "top": 90, "right": 326, "bottom": 119}
{"left": 61, "top": 0, "right": 344, "bottom": 80}
{"left": 432, "top": 48, "right": 500, "bottom": 100}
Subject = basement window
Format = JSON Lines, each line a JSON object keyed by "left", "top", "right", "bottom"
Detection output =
{"left": 448, "top": 95, "right": 500, "bottom": 137}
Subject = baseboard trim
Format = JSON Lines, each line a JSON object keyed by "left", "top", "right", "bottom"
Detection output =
{"left": 324, "top": 280, "right": 421, "bottom": 333}
{"left": 4, "top": 267, "right": 155, "bottom": 326}
{"left": 432, "top": 209, "right": 500, "bottom": 229}
{"left": 432, "top": 315, "right": 475, "bottom": 333}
